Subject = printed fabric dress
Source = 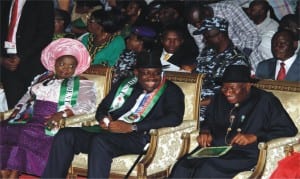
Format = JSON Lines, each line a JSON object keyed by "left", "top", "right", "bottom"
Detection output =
{"left": 0, "top": 73, "right": 97, "bottom": 176}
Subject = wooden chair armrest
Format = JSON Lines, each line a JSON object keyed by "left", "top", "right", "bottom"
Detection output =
{"left": 136, "top": 122, "right": 197, "bottom": 177}
{"left": 248, "top": 133, "right": 300, "bottom": 178}
{"left": 0, "top": 109, "right": 14, "bottom": 121}
{"left": 264, "top": 134, "right": 300, "bottom": 149}
{"left": 63, "top": 113, "right": 98, "bottom": 127}
{"left": 234, "top": 134, "right": 300, "bottom": 179}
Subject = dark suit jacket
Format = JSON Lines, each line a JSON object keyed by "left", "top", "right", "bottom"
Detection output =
{"left": 1, "top": 0, "right": 54, "bottom": 78}
{"left": 154, "top": 44, "right": 198, "bottom": 68}
{"left": 95, "top": 80, "right": 185, "bottom": 132}
{"left": 256, "top": 53, "right": 300, "bottom": 82}
{"left": 1, "top": 0, "right": 54, "bottom": 108}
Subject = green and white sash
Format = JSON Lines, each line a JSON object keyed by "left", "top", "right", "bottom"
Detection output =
{"left": 45, "top": 77, "right": 80, "bottom": 136}
{"left": 58, "top": 76, "right": 80, "bottom": 111}
{"left": 109, "top": 77, "right": 167, "bottom": 123}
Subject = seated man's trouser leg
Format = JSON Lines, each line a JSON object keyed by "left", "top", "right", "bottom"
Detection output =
{"left": 42, "top": 127, "right": 94, "bottom": 178}
{"left": 170, "top": 148, "right": 257, "bottom": 178}
{"left": 42, "top": 127, "right": 149, "bottom": 178}
{"left": 88, "top": 131, "right": 149, "bottom": 178}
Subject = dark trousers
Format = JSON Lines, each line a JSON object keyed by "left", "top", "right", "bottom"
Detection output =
{"left": 1, "top": 61, "right": 45, "bottom": 109}
{"left": 1, "top": 68, "right": 30, "bottom": 109}
{"left": 42, "top": 127, "right": 148, "bottom": 178}
{"left": 169, "top": 147, "right": 257, "bottom": 178}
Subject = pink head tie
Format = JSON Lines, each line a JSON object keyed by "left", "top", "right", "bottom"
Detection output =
{"left": 41, "top": 38, "right": 91, "bottom": 75}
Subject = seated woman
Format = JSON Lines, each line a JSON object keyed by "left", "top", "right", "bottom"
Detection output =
{"left": 53, "top": 8, "right": 75, "bottom": 40}
{"left": 0, "top": 38, "right": 97, "bottom": 178}
{"left": 80, "top": 9, "right": 126, "bottom": 66}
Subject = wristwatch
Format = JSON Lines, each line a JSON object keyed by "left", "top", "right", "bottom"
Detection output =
{"left": 62, "top": 110, "right": 68, "bottom": 118}
{"left": 131, "top": 124, "right": 138, "bottom": 132}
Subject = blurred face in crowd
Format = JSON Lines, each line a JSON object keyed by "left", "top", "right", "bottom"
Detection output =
{"left": 161, "top": 30, "right": 183, "bottom": 54}
{"left": 279, "top": 17, "right": 300, "bottom": 41}
{"left": 248, "top": 3, "right": 264, "bottom": 24}
{"left": 54, "top": 17, "right": 65, "bottom": 33}
{"left": 126, "top": 34, "right": 143, "bottom": 52}
{"left": 187, "top": 9, "right": 203, "bottom": 29}
{"left": 189, "top": 11, "right": 203, "bottom": 29}
{"left": 221, "top": 83, "right": 251, "bottom": 104}
{"left": 55, "top": 55, "right": 78, "bottom": 79}
{"left": 126, "top": 2, "right": 141, "bottom": 17}
{"left": 271, "top": 31, "right": 298, "bottom": 60}
{"left": 87, "top": 15, "right": 101, "bottom": 34}
{"left": 159, "top": 7, "right": 178, "bottom": 24}
{"left": 87, "top": 16, "right": 105, "bottom": 34}
{"left": 203, "top": 29, "right": 222, "bottom": 49}
{"left": 134, "top": 68, "right": 162, "bottom": 92}
{"left": 187, "top": 6, "right": 213, "bottom": 28}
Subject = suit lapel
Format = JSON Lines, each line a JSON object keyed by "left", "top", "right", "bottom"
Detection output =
{"left": 286, "top": 54, "right": 300, "bottom": 81}
{"left": 269, "top": 59, "right": 277, "bottom": 79}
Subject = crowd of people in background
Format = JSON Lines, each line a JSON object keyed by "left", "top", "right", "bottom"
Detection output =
{"left": 1, "top": 0, "right": 299, "bottom": 110}
{"left": 0, "top": 0, "right": 299, "bottom": 178}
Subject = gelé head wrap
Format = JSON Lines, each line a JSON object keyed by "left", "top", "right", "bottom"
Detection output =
{"left": 41, "top": 38, "right": 91, "bottom": 75}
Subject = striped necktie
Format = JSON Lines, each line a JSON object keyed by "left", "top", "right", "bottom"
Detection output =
{"left": 7, "top": 0, "right": 19, "bottom": 42}
{"left": 163, "top": 53, "right": 171, "bottom": 61}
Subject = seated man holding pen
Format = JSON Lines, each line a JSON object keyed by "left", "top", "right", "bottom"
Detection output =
{"left": 42, "top": 51, "right": 185, "bottom": 178}
{"left": 169, "top": 65, "right": 298, "bottom": 178}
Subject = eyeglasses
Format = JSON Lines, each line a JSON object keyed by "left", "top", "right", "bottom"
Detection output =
{"left": 87, "top": 18, "right": 97, "bottom": 24}
{"left": 86, "top": 14, "right": 97, "bottom": 24}
{"left": 221, "top": 84, "right": 243, "bottom": 94}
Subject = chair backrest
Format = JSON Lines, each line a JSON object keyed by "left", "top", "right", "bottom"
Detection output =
{"left": 81, "top": 65, "right": 112, "bottom": 105}
{"left": 253, "top": 80, "right": 300, "bottom": 130}
{"left": 251, "top": 80, "right": 300, "bottom": 179}
{"left": 164, "top": 72, "right": 204, "bottom": 128}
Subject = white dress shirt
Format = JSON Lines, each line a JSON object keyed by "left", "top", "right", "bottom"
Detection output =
{"left": 275, "top": 54, "right": 297, "bottom": 79}
{"left": 160, "top": 49, "right": 180, "bottom": 72}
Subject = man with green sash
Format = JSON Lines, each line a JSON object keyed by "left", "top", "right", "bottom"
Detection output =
{"left": 42, "top": 51, "right": 185, "bottom": 178}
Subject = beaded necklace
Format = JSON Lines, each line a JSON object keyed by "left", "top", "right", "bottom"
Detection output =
{"left": 87, "top": 33, "right": 116, "bottom": 64}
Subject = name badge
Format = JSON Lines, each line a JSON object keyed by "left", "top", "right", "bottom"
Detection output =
{"left": 7, "top": 48, "right": 17, "bottom": 54}
{"left": 4, "top": 41, "right": 16, "bottom": 49}
{"left": 4, "top": 41, "right": 17, "bottom": 54}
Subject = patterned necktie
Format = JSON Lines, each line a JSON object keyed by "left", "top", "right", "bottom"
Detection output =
{"left": 163, "top": 53, "right": 171, "bottom": 61}
{"left": 7, "top": 0, "right": 19, "bottom": 42}
{"left": 277, "top": 62, "right": 286, "bottom": 80}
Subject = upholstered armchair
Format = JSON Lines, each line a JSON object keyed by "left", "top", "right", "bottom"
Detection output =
{"left": 179, "top": 79, "right": 300, "bottom": 179}
{"left": 68, "top": 71, "right": 204, "bottom": 178}
{"left": 61, "top": 65, "right": 112, "bottom": 127}
{"left": 0, "top": 65, "right": 112, "bottom": 127}
{"left": 233, "top": 80, "right": 300, "bottom": 179}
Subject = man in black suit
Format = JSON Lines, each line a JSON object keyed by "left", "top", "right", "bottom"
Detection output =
{"left": 0, "top": 0, "right": 54, "bottom": 109}
{"left": 156, "top": 24, "right": 198, "bottom": 73}
{"left": 256, "top": 30, "right": 300, "bottom": 82}
{"left": 42, "top": 51, "right": 185, "bottom": 178}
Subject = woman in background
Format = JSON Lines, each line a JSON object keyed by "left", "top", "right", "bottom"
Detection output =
{"left": 80, "top": 9, "right": 126, "bottom": 66}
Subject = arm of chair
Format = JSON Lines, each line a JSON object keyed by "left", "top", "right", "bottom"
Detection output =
{"left": 136, "top": 120, "right": 197, "bottom": 177}
{"left": 0, "top": 109, "right": 13, "bottom": 121}
{"left": 178, "top": 129, "right": 200, "bottom": 159}
{"left": 63, "top": 113, "right": 98, "bottom": 127}
{"left": 234, "top": 133, "right": 300, "bottom": 179}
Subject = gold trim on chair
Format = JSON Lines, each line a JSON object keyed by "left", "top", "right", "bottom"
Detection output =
{"left": 233, "top": 79, "right": 300, "bottom": 179}
{"left": 253, "top": 79, "right": 300, "bottom": 92}
{"left": 68, "top": 71, "right": 204, "bottom": 179}
{"left": 83, "top": 64, "right": 112, "bottom": 95}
